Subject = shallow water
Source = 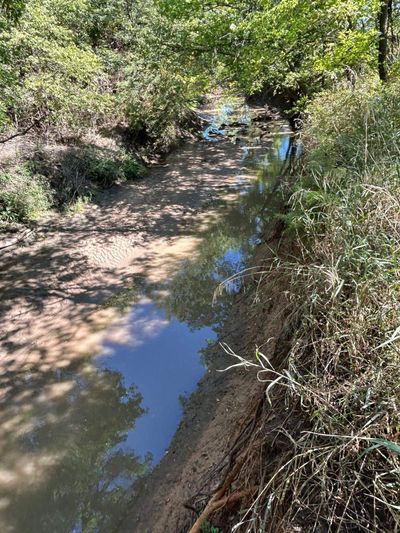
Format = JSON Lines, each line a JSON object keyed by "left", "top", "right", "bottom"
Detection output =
{"left": 0, "top": 100, "right": 296, "bottom": 533}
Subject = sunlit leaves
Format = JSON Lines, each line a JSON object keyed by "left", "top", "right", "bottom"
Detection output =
{"left": 0, "top": 0, "right": 396, "bottom": 135}
{"left": 0, "top": 0, "right": 26, "bottom": 22}
{"left": 158, "top": 0, "right": 386, "bottom": 103}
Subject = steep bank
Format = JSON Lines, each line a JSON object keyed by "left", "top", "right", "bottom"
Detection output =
{"left": 195, "top": 81, "right": 400, "bottom": 533}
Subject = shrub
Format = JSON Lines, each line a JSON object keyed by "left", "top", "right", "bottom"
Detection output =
{"left": 86, "top": 149, "right": 145, "bottom": 187}
{"left": 0, "top": 167, "right": 51, "bottom": 223}
{"left": 29, "top": 144, "right": 146, "bottom": 211}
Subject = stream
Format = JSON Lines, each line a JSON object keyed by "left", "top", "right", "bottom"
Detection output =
{"left": 0, "top": 98, "right": 296, "bottom": 533}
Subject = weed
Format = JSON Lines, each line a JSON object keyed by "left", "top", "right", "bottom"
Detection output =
{"left": 0, "top": 167, "right": 51, "bottom": 224}
{"left": 66, "top": 196, "right": 90, "bottom": 216}
{"left": 226, "top": 79, "right": 400, "bottom": 532}
{"left": 201, "top": 521, "right": 223, "bottom": 533}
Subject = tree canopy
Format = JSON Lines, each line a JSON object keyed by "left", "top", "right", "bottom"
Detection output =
{"left": 0, "top": 0, "right": 398, "bottom": 135}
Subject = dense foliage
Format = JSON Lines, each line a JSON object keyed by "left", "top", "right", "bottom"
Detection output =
{"left": 1, "top": 0, "right": 399, "bottom": 136}
{"left": 0, "top": 0, "right": 206, "bottom": 137}
{"left": 159, "top": 0, "right": 400, "bottom": 106}
{"left": 251, "top": 77, "right": 400, "bottom": 533}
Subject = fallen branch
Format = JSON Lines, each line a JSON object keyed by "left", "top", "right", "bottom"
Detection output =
{"left": 0, "top": 228, "right": 34, "bottom": 250}
{"left": 0, "top": 113, "right": 48, "bottom": 144}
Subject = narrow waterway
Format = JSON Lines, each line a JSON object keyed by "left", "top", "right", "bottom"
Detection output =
{"left": 0, "top": 98, "right": 296, "bottom": 533}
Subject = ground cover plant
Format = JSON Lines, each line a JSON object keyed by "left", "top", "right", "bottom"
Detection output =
{"left": 229, "top": 78, "right": 400, "bottom": 532}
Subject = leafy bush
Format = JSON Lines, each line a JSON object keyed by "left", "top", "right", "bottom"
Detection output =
{"left": 28, "top": 144, "right": 145, "bottom": 211}
{"left": 302, "top": 78, "right": 400, "bottom": 172}
{"left": 86, "top": 149, "right": 145, "bottom": 186}
{"left": 0, "top": 167, "right": 51, "bottom": 223}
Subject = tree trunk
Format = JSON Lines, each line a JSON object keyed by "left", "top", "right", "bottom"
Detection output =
{"left": 378, "top": 0, "right": 392, "bottom": 82}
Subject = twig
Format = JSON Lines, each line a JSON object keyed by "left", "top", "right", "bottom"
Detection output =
{"left": 0, "top": 228, "right": 33, "bottom": 250}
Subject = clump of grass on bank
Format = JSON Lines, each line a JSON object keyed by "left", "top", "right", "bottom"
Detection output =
{"left": 84, "top": 147, "right": 145, "bottom": 186}
{"left": 0, "top": 167, "right": 51, "bottom": 225}
{"left": 238, "top": 80, "right": 400, "bottom": 532}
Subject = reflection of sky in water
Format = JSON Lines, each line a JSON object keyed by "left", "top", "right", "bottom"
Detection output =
{"left": 98, "top": 303, "right": 215, "bottom": 465}
{"left": 279, "top": 136, "right": 290, "bottom": 160}
{"left": 241, "top": 147, "right": 249, "bottom": 160}
{"left": 203, "top": 125, "right": 225, "bottom": 142}
{"left": 97, "top": 109, "right": 291, "bottom": 471}
{"left": 248, "top": 215, "right": 264, "bottom": 246}
{"left": 212, "top": 248, "right": 245, "bottom": 293}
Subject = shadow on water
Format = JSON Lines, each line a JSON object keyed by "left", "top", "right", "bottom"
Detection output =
{"left": 0, "top": 100, "right": 298, "bottom": 532}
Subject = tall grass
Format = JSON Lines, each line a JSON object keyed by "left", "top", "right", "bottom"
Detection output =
{"left": 0, "top": 167, "right": 51, "bottom": 224}
{"left": 236, "top": 80, "right": 400, "bottom": 532}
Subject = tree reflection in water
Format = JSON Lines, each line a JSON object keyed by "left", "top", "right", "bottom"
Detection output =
{"left": 0, "top": 360, "right": 149, "bottom": 533}
{"left": 160, "top": 130, "right": 297, "bottom": 335}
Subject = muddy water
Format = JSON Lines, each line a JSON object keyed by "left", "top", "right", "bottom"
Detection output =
{"left": 0, "top": 100, "right": 295, "bottom": 533}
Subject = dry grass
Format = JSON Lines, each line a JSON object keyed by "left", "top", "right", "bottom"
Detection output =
{"left": 226, "top": 80, "right": 400, "bottom": 532}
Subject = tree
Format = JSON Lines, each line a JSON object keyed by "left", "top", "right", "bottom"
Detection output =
{"left": 0, "top": 0, "right": 26, "bottom": 22}
{"left": 378, "top": 0, "right": 392, "bottom": 80}
{"left": 158, "top": 0, "right": 382, "bottom": 108}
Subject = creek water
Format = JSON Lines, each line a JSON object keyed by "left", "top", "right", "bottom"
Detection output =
{"left": 0, "top": 100, "right": 296, "bottom": 533}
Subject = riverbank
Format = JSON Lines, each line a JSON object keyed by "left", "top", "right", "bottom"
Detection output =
{"left": 0, "top": 110, "right": 204, "bottom": 239}
{"left": 191, "top": 81, "right": 400, "bottom": 533}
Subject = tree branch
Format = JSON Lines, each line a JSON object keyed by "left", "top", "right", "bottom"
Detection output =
{"left": 0, "top": 113, "right": 49, "bottom": 144}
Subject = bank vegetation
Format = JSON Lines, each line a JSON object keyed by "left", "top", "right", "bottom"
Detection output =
{"left": 0, "top": 0, "right": 399, "bottom": 531}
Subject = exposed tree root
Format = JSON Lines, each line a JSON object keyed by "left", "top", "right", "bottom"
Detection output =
{"left": 185, "top": 393, "right": 267, "bottom": 532}
{"left": 188, "top": 487, "right": 257, "bottom": 533}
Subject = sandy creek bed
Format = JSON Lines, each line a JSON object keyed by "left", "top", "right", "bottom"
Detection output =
{"left": 0, "top": 99, "right": 295, "bottom": 532}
